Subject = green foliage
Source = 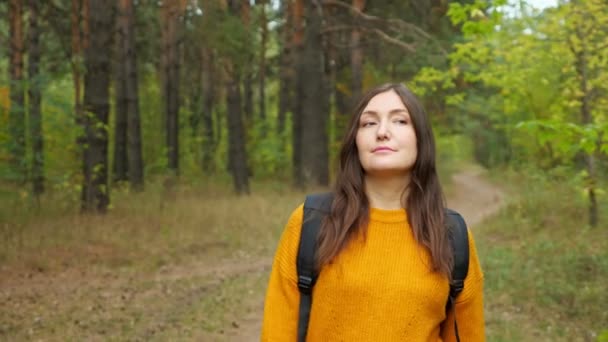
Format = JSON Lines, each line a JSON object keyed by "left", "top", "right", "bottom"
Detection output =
{"left": 413, "top": 0, "right": 608, "bottom": 180}
{"left": 248, "top": 118, "right": 291, "bottom": 180}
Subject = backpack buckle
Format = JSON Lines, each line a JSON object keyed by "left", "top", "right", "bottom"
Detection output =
{"left": 298, "top": 275, "right": 313, "bottom": 294}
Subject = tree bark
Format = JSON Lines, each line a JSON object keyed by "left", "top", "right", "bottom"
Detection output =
{"left": 258, "top": 0, "right": 268, "bottom": 125}
{"left": 292, "top": 0, "right": 304, "bottom": 186}
{"left": 574, "top": 39, "right": 598, "bottom": 227}
{"left": 298, "top": 0, "right": 330, "bottom": 186}
{"left": 350, "top": 0, "right": 365, "bottom": 109}
{"left": 201, "top": 48, "right": 216, "bottom": 172}
{"left": 224, "top": 0, "right": 250, "bottom": 194}
{"left": 72, "top": 0, "right": 84, "bottom": 152}
{"left": 277, "top": 0, "right": 294, "bottom": 135}
{"left": 160, "top": 1, "right": 184, "bottom": 175}
{"left": 122, "top": 0, "right": 144, "bottom": 191}
{"left": 28, "top": 0, "right": 44, "bottom": 195}
{"left": 226, "top": 72, "right": 250, "bottom": 194}
{"left": 8, "top": 0, "right": 26, "bottom": 182}
{"left": 242, "top": 1, "right": 253, "bottom": 124}
{"left": 113, "top": 5, "right": 128, "bottom": 182}
{"left": 81, "top": 0, "right": 113, "bottom": 213}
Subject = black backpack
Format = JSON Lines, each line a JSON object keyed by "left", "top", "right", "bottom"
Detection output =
{"left": 296, "top": 193, "right": 469, "bottom": 342}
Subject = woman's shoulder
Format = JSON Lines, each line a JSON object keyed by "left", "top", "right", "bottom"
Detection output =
{"left": 277, "top": 203, "right": 305, "bottom": 246}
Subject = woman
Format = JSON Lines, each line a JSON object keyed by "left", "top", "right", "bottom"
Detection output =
{"left": 261, "top": 83, "right": 485, "bottom": 341}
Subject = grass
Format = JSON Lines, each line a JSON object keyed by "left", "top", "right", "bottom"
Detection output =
{"left": 0, "top": 167, "right": 606, "bottom": 341}
{"left": 478, "top": 168, "right": 608, "bottom": 341}
{"left": 0, "top": 177, "right": 315, "bottom": 340}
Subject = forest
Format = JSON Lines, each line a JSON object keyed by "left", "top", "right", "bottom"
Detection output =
{"left": 1, "top": 0, "right": 607, "bottom": 341}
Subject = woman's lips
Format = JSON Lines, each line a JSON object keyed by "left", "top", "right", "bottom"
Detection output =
{"left": 372, "top": 146, "right": 395, "bottom": 153}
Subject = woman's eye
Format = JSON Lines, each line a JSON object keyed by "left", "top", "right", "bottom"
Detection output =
{"left": 361, "top": 121, "right": 376, "bottom": 127}
{"left": 394, "top": 119, "right": 408, "bottom": 125}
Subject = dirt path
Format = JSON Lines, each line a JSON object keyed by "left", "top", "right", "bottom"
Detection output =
{"left": 227, "top": 165, "right": 505, "bottom": 341}
{"left": 0, "top": 166, "right": 504, "bottom": 341}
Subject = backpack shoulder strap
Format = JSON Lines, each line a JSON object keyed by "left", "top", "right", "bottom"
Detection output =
{"left": 445, "top": 208, "right": 469, "bottom": 300}
{"left": 296, "top": 192, "right": 333, "bottom": 342}
{"left": 445, "top": 208, "right": 470, "bottom": 342}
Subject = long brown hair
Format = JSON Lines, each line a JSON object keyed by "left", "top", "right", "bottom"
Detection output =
{"left": 316, "top": 83, "right": 453, "bottom": 279}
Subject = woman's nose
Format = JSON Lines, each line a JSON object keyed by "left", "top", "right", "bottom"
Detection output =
{"left": 376, "top": 120, "right": 390, "bottom": 140}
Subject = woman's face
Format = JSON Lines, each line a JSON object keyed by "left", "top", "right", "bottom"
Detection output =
{"left": 355, "top": 90, "right": 418, "bottom": 178}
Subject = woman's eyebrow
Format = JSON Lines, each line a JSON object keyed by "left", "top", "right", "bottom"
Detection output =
{"left": 361, "top": 109, "right": 409, "bottom": 116}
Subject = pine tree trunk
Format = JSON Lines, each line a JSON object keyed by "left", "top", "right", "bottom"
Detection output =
{"left": 225, "top": 0, "right": 250, "bottom": 194}
{"left": 161, "top": 2, "right": 182, "bottom": 175}
{"left": 350, "top": 0, "right": 365, "bottom": 109}
{"left": 298, "top": 0, "right": 329, "bottom": 186}
{"left": 291, "top": 0, "right": 304, "bottom": 186}
{"left": 81, "top": 0, "right": 113, "bottom": 213}
{"left": 258, "top": 0, "right": 268, "bottom": 125}
{"left": 123, "top": 0, "right": 144, "bottom": 191}
{"left": 28, "top": 0, "right": 44, "bottom": 195}
{"left": 8, "top": 0, "right": 26, "bottom": 182}
{"left": 72, "top": 0, "right": 84, "bottom": 157}
{"left": 113, "top": 3, "right": 128, "bottom": 182}
{"left": 201, "top": 48, "right": 216, "bottom": 172}
{"left": 241, "top": 1, "right": 253, "bottom": 124}
{"left": 226, "top": 72, "right": 250, "bottom": 194}
{"left": 277, "top": 0, "right": 294, "bottom": 135}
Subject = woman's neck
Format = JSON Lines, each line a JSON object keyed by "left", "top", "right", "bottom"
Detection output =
{"left": 364, "top": 174, "right": 411, "bottom": 210}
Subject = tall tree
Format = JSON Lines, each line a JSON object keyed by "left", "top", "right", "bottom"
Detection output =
{"left": 277, "top": 0, "right": 297, "bottom": 135}
{"left": 258, "top": 0, "right": 268, "bottom": 124}
{"left": 8, "top": 0, "right": 25, "bottom": 182}
{"left": 296, "top": 0, "right": 330, "bottom": 186}
{"left": 160, "top": 0, "right": 186, "bottom": 175}
{"left": 566, "top": 0, "right": 606, "bottom": 227}
{"left": 201, "top": 47, "right": 216, "bottom": 172}
{"left": 70, "top": 0, "right": 85, "bottom": 145}
{"left": 28, "top": 0, "right": 44, "bottom": 195}
{"left": 81, "top": 0, "right": 113, "bottom": 212}
{"left": 116, "top": 0, "right": 144, "bottom": 191}
{"left": 350, "top": 0, "right": 366, "bottom": 109}
{"left": 113, "top": 6, "right": 128, "bottom": 182}
{"left": 225, "top": 0, "right": 250, "bottom": 194}
{"left": 291, "top": 0, "right": 304, "bottom": 184}
{"left": 242, "top": 1, "right": 254, "bottom": 124}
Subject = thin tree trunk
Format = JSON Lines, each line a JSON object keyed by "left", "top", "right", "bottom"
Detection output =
{"left": 8, "top": 0, "right": 26, "bottom": 182}
{"left": 201, "top": 48, "right": 216, "bottom": 172}
{"left": 277, "top": 0, "right": 293, "bottom": 135}
{"left": 575, "top": 47, "right": 598, "bottom": 227}
{"left": 242, "top": 1, "right": 253, "bottom": 124}
{"left": 73, "top": 0, "right": 88, "bottom": 207}
{"left": 28, "top": 0, "right": 44, "bottom": 195}
{"left": 225, "top": 0, "right": 250, "bottom": 194}
{"left": 160, "top": 1, "right": 183, "bottom": 175}
{"left": 258, "top": 0, "right": 268, "bottom": 125}
{"left": 570, "top": 20, "right": 598, "bottom": 227}
{"left": 113, "top": 2, "right": 128, "bottom": 182}
{"left": 292, "top": 0, "right": 304, "bottom": 186}
{"left": 72, "top": 0, "right": 83, "bottom": 147}
{"left": 226, "top": 71, "right": 250, "bottom": 194}
{"left": 122, "top": 0, "right": 144, "bottom": 191}
{"left": 82, "top": 0, "right": 113, "bottom": 213}
{"left": 298, "top": 0, "right": 329, "bottom": 186}
{"left": 350, "top": 0, "right": 365, "bottom": 109}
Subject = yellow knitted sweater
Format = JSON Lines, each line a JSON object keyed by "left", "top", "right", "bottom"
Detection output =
{"left": 261, "top": 204, "right": 485, "bottom": 342}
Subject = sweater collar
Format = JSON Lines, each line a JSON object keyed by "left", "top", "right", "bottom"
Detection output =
{"left": 369, "top": 207, "right": 408, "bottom": 223}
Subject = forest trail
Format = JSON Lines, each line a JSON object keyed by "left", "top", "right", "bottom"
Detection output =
{"left": 0, "top": 165, "right": 504, "bottom": 341}
{"left": 227, "top": 164, "right": 505, "bottom": 341}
